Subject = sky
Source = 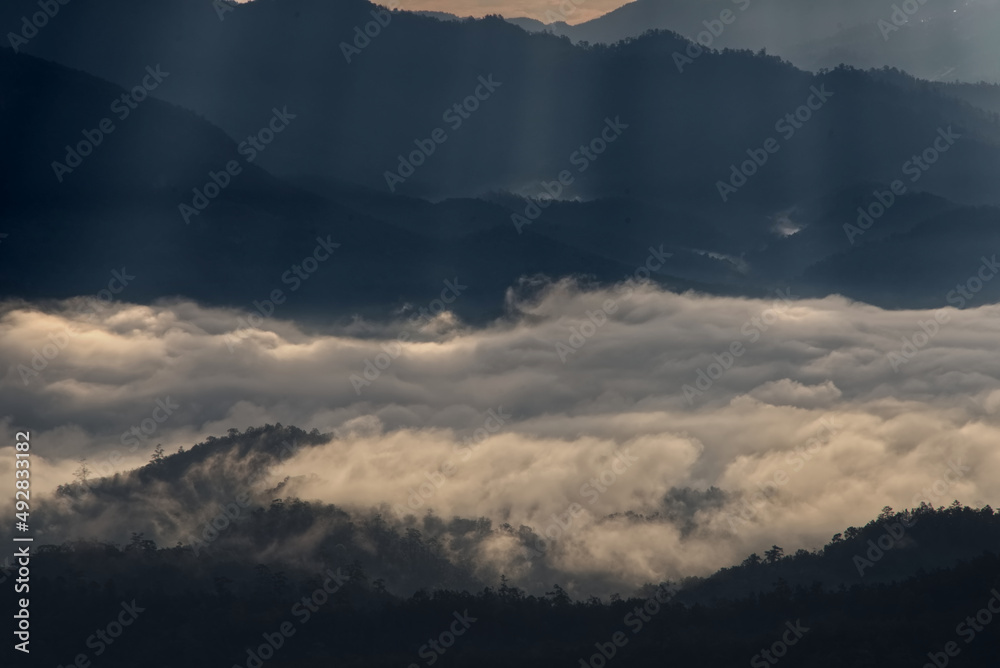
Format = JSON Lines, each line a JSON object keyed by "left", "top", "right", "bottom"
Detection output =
{"left": 3, "top": 280, "right": 998, "bottom": 592}
{"left": 392, "top": 0, "right": 632, "bottom": 22}
{"left": 232, "top": 0, "right": 634, "bottom": 24}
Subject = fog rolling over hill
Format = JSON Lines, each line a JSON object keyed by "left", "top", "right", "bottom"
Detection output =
{"left": 1, "top": 0, "right": 1000, "bottom": 666}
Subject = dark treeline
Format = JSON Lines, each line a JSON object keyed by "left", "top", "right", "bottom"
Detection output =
{"left": 7, "top": 502, "right": 999, "bottom": 667}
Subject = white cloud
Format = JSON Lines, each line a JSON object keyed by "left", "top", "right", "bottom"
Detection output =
{"left": 1, "top": 281, "right": 999, "bottom": 592}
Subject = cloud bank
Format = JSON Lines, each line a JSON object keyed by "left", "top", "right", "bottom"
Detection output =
{"left": 2, "top": 280, "right": 999, "bottom": 593}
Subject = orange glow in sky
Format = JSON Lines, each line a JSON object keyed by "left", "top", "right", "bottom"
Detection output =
{"left": 234, "top": 0, "right": 633, "bottom": 24}
{"left": 392, "top": 0, "right": 632, "bottom": 23}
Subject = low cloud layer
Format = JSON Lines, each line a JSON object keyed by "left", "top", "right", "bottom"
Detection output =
{"left": 2, "top": 281, "right": 999, "bottom": 593}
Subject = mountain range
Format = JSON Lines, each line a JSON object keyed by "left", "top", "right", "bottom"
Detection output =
{"left": 4, "top": 0, "right": 1000, "bottom": 317}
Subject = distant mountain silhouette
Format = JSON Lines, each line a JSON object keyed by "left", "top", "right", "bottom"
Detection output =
{"left": 0, "top": 50, "right": 660, "bottom": 321}
{"left": 5, "top": 1, "right": 1000, "bottom": 313}
{"left": 4, "top": 0, "right": 1000, "bottom": 206}
{"left": 502, "top": 0, "right": 1000, "bottom": 84}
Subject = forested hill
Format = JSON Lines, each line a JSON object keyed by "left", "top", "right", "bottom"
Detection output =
{"left": 7, "top": 425, "right": 999, "bottom": 666}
